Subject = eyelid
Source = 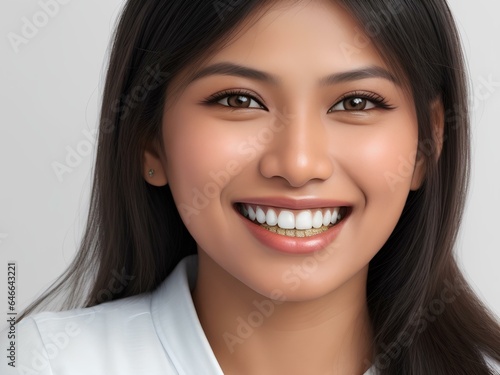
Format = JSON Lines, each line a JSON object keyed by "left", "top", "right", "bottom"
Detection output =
{"left": 202, "top": 89, "right": 268, "bottom": 110}
{"left": 328, "top": 91, "right": 394, "bottom": 112}
{"left": 201, "top": 89, "right": 393, "bottom": 112}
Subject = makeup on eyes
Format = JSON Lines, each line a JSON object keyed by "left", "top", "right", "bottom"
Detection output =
{"left": 201, "top": 89, "right": 267, "bottom": 109}
{"left": 329, "top": 91, "right": 395, "bottom": 112}
{"left": 200, "top": 88, "right": 395, "bottom": 112}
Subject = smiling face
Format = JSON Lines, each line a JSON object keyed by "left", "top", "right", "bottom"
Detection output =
{"left": 145, "top": 0, "right": 425, "bottom": 302}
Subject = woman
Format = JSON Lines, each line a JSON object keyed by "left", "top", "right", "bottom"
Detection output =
{"left": 4, "top": 0, "right": 500, "bottom": 374}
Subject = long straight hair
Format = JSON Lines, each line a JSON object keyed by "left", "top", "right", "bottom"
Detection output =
{"left": 21, "top": 0, "right": 500, "bottom": 373}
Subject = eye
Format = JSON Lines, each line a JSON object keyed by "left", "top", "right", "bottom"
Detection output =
{"left": 218, "top": 94, "right": 263, "bottom": 109}
{"left": 331, "top": 97, "right": 376, "bottom": 111}
{"left": 202, "top": 89, "right": 266, "bottom": 110}
{"left": 328, "top": 92, "right": 393, "bottom": 113}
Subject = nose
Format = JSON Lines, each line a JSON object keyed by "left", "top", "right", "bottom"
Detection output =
{"left": 258, "top": 111, "right": 334, "bottom": 188}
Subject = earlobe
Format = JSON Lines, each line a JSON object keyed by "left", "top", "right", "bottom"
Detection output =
{"left": 410, "top": 97, "right": 445, "bottom": 191}
{"left": 143, "top": 145, "right": 168, "bottom": 186}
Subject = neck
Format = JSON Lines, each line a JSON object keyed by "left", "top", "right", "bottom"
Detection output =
{"left": 192, "top": 251, "right": 374, "bottom": 375}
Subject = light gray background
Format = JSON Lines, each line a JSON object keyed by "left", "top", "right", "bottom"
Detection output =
{"left": 0, "top": 0, "right": 499, "bottom": 330}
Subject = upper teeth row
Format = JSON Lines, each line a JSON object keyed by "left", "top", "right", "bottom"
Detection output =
{"left": 240, "top": 204, "right": 341, "bottom": 230}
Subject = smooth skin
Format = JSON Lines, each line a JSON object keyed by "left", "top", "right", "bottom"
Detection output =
{"left": 144, "top": 0, "right": 443, "bottom": 374}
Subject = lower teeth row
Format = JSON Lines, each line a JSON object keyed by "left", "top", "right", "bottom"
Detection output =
{"left": 259, "top": 223, "right": 332, "bottom": 237}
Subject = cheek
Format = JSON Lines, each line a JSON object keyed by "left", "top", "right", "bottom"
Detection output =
{"left": 335, "top": 116, "right": 419, "bottom": 200}
{"left": 162, "top": 110, "right": 254, "bottom": 224}
{"left": 362, "top": 134, "right": 418, "bottom": 196}
{"left": 330, "top": 114, "right": 419, "bottom": 256}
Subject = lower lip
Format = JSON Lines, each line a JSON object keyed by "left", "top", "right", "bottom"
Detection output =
{"left": 239, "top": 210, "right": 348, "bottom": 255}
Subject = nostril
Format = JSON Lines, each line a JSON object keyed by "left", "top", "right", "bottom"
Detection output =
{"left": 258, "top": 151, "right": 334, "bottom": 188}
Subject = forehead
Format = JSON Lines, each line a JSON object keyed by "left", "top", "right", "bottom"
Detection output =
{"left": 205, "top": 0, "right": 388, "bottom": 81}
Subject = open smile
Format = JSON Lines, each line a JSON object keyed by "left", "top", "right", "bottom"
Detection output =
{"left": 235, "top": 203, "right": 350, "bottom": 238}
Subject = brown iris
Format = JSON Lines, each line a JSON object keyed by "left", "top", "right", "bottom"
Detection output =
{"left": 227, "top": 95, "right": 251, "bottom": 108}
{"left": 344, "top": 97, "right": 368, "bottom": 110}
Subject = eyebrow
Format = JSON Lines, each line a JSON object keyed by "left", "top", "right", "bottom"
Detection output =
{"left": 189, "top": 62, "right": 280, "bottom": 85}
{"left": 188, "top": 62, "right": 399, "bottom": 86}
{"left": 319, "top": 66, "right": 398, "bottom": 86}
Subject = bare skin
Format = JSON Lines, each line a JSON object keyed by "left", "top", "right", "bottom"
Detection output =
{"left": 192, "top": 250, "right": 374, "bottom": 375}
{"left": 144, "top": 0, "right": 442, "bottom": 373}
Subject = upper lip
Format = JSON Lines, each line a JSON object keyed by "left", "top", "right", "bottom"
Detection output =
{"left": 234, "top": 197, "right": 351, "bottom": 210}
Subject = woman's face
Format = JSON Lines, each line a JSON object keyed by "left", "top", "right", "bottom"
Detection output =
{"left": 153, "top": 0, "right": 422, "bottom": 301}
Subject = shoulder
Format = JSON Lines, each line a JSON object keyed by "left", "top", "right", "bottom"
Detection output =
{"left": 0, "top": 256, "right": 213, "bottom": 375}
{"left": 29, "top": 292, "right": 153, "bottom": 342}
{"left": 0, "top": 293, "right": 176, "bottom": 375}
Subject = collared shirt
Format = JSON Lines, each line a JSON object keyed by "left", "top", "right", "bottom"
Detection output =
{"left": 1, "top": 255, "right": 375, "bottom": 375}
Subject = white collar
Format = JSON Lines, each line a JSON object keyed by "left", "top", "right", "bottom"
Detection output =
{"left": 151, "top": 255, "right": 224, "bottom": 374}
{"left": 151, "top": 255, "right": 375, "bottom": 375}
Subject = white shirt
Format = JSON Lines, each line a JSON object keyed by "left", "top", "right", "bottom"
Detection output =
{"left": 2, "top": 255, "right": 376, "bottom": 375}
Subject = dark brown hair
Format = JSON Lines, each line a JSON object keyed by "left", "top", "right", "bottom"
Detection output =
{"left": 21, "top": 0, "right": 500, "bottom": 373}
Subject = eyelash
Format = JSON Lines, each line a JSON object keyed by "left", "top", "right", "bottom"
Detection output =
{"left": 202, "top": 89, "right": 267, "bottom": 110}
{"left": 329, "top": 91, "right": 395, "bottom": 112}
{"left": 201, "top": 89, "right": 394, "bottom": 112}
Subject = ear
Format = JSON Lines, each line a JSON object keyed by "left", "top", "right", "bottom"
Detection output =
{"left": 410, "top": 97, "right": 444, "bottom": 190}
{"left": 143, "top": 141, "right": 168, "bottom": 186}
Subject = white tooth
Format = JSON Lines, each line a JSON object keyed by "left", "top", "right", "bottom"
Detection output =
{"left": 241, "top": 204, "right": 248, "bottom": 217}
{"left": 312, "top": 210, "right": 323, "bottom": 228}
{"left": 331, "top": 207, "right": 339, "bottom": 224}
{"left": 248, "top": 206, "right": 256, "bottom": 221}
{"left": 323, "top": 210, "right": 332, "bottom": 226}
{"left": 278, "top": 210, "right": 295, "bottom": 229}
{"left": 295, "top": 210, "right": 313, "bottom": 230}
{"left": 256, "top": 206, "right": 266, "bottom": 224}
{"left": 266, "top": 209, "right": 278, "bottom": 226}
